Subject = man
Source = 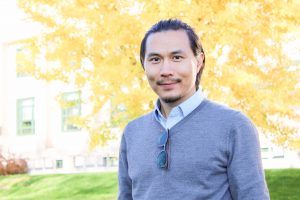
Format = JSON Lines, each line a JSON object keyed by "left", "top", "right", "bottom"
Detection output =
{"left": 118, "top": 19, "right": 270, "bottom": 200}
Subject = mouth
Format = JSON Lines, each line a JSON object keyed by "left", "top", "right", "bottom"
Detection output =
{"left": 159, "top": 82, "right": 177, "bottom": 85}
{"left": 157, "top": 79, "right": 181, "bottom": 89}
{"left": 157, "top": 79, "right": 181, "bottom": 85}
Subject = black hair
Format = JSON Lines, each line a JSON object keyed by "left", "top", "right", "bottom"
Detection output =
{"left": 140, "top": 19, "right": 205, "bottom": 89}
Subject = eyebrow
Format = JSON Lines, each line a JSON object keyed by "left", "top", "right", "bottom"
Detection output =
{"left": 146, "top": 50, "right": 185, "bottom": 59}
{"left": 170, "top": 50, "right": 184, "bottom": 55}
{"left": 146, "top": 53, "right": 161, "bottom": 59}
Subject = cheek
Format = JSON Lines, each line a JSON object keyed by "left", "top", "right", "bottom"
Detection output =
{"left": 145, "top": 68, "right": 157, "bottom": 82}
{"left": 178, "top": 67, "right": 197, "bottom": 85}
{"left": 178, "top": 65, "right": 195, "bottom": 78}
{"left": 146, "top": 75, "right": 155, "bottom": 85}
{"left": 146, "top": 75, "right": 157, "bottom": 91}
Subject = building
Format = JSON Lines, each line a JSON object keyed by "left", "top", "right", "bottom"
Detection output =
{"left": 1, "top": 41, "right": 300, "bottom": 174}
{"left": 0, "top": 42, "right": 120, "bottom": 174}
{"left": 260, "top": 132, "right": 300, "bottom": 169}
{"left": 0, "top": 2, "right": 299, "bottom": 174}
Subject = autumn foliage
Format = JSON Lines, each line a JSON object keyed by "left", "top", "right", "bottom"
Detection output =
{"left": 17, "top": 0, "right": 300, "bottom": 148}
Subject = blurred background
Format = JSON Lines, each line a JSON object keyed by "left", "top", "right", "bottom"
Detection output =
{"left": 0, "top": 0, "right": 300, "bottom": 199}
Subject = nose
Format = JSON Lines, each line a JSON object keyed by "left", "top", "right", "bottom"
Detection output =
{"left": 160, "top": 59, "right": 173, "bottom": 77}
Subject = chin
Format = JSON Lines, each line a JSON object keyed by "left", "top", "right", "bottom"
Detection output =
{"left": 161, "top": 95, "right": 182, "bottom": 104}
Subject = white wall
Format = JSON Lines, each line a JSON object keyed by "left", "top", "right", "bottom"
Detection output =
{"left": 0, "top": 44, "right": 5, "bottom": 144}
{"left": 0, "top": 44, "right": 120, "bottom": 174}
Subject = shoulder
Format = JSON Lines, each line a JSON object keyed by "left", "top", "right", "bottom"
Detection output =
{"left": 201, "top": 99, "right": 254, "bottom": 128}
{"left": 203, "top": 100, "right": 259, "bottom": 140}
{"left": 202, "top": 99, "right": 235, "bottom": 112}
{"left": 123, "top": 111, "right": 154, "bottom": 135}
{"left": 127, "top": 111, "right": 153, "bottom": 127}
{"left": 201, "top": 99, "right": 242, "bottom": 118}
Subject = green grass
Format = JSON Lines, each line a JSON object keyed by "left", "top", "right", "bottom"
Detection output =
{"left": 0, "top": 172, "right": 118, "bottom": 200}
{"left": 265, "top": 169, "right": 300, "bottom": 200}
{"left": 0, "top": 169, "right": 299, "bottom": 200}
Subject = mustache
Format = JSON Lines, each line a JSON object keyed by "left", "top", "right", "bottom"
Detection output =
{"left": 156, "top": 78, "right": 181, "bottom": 85}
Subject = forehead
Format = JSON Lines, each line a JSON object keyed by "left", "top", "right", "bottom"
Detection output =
{"left": 145, "top": 30, "right": 192, "bottom": 55}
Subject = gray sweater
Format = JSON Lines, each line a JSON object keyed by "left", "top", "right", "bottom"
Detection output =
{"left": 118, "top": 99, "right": 270, "bottom": 200}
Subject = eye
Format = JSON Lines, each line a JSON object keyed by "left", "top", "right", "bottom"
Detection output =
{"left": 149, "top": 57, "right": 161, "bottom": 64}
{"left": 173, "top": 55, "right": 183, "bottom": 62}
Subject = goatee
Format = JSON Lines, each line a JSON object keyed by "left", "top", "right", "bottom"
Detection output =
{"left": 161, "top": 95, "right": 181, "bottom": 103}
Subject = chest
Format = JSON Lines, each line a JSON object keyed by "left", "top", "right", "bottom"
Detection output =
{"left": 126, "top": 127, "right": 229, "bottom": 183}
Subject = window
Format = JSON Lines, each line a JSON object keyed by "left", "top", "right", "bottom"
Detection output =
{"left": 261, "top": 147, "right": 269, "bottom": 159}
{"left": 56, "top": 160, "right": 63, "bottom": 169}
{"left": 16, "top": 47, "right": 31, "bottom": 77}
{"left": 17, "top": 98, "right": 35, "bottom": 135}
{"left": 61, "top": 91, "right": 81, "bottom": 132}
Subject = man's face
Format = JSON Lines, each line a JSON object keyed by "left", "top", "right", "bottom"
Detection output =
{"left": 144, "top": 30, "right": 203, "bottom": 106}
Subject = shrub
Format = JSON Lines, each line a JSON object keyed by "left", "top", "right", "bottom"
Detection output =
{"left": 0, "top": 154, "right": 28, "bottom": 176}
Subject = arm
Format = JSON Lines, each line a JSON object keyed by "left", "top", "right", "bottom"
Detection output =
{"left": 227, "top": 112, "right": 270, "bottom": 200}
{"left": 118, "top": 132, "right": 133, "bottom": 200}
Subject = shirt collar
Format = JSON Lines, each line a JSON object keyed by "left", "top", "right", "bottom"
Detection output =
{"left": 154, "top": 89, "right": 205, "bottom": 120}
{"left": 179, "top": 89, "right": 204, "bottom": 117}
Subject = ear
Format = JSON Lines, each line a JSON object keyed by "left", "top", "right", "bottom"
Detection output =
{"left": 196, "top": 52, "right": 204, "bottom": 73}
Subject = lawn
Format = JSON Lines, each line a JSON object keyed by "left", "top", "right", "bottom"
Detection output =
{"left": 0, "top": 169, "right": 299, "bottom": 200}
{"left": 0, "top": 172, "right": 118, "bottom": 200}
{"left": 265, "top": 169, "right": 300, "bottom": 200}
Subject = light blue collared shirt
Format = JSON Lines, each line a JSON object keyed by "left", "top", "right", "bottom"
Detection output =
{"left": 154, "top": 89, "right": 205, "bottom": 129}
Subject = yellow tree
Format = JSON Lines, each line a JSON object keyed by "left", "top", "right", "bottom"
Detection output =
{"left": 17, "top": 0, "right": 300, "bottom": 148}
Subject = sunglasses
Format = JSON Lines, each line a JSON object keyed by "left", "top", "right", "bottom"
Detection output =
{"left": 157, "top": 129, "right": 169, "bottom": 169}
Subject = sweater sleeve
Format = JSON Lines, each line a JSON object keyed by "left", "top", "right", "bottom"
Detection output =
{"left": 118, "top": 132, "right": 133, "bottom": 200}
{"left": 227, "top": 112, "right": 270, "bottom": 200}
